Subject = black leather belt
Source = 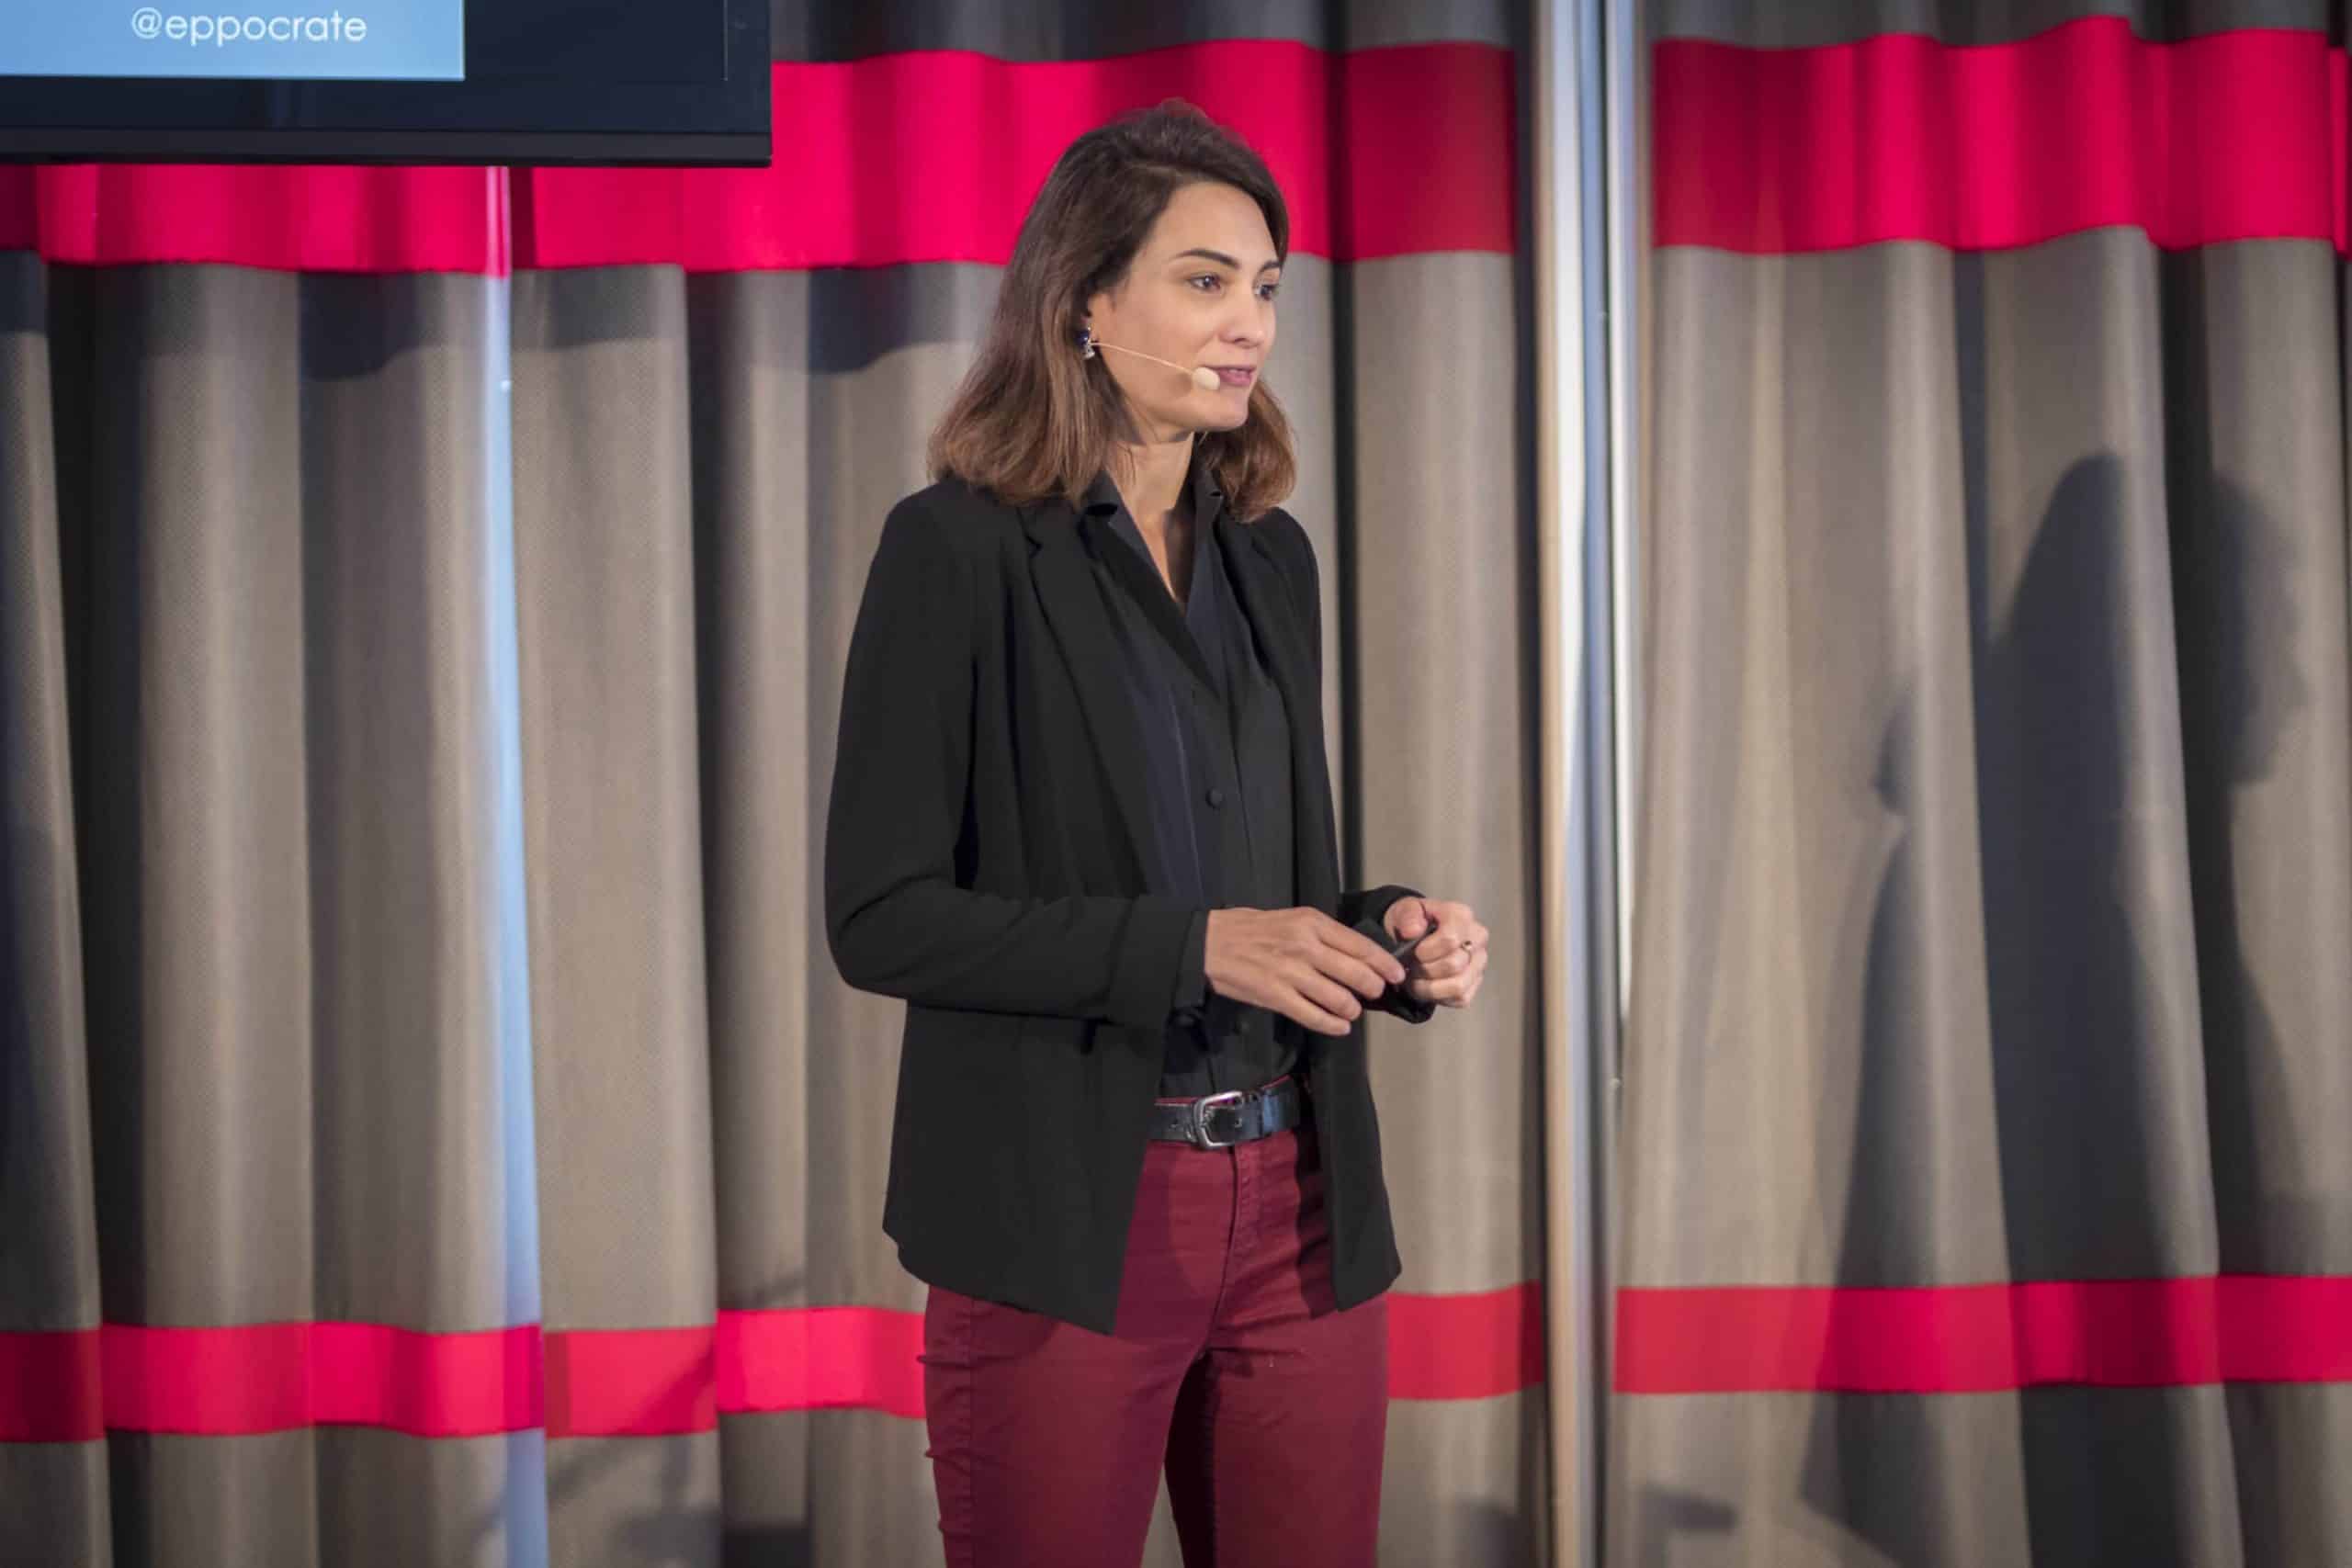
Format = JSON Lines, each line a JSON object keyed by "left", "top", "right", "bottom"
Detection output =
{"left": 1148, "top": 1075, "right": 1304, "bottom": 1149}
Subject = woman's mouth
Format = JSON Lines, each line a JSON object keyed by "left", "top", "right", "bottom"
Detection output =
{"left": 1213, "top": 367, "right": 1256, "bottom": 389}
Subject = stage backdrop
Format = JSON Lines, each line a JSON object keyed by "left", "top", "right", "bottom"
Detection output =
{"left": 1615, "top": 3, "right": 2352, "bottom": 1565}
{"left": 0, "top": 5, "right": 1545, "bottom": 1566}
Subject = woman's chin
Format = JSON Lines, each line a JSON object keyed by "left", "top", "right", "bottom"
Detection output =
{"left": 1191, "top": 394, "right": 1252, "bottom": 433}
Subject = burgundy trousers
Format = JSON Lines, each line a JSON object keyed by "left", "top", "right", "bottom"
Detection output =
{"left": 917, "top": 1096, "right": 1391, "bottom": 1568}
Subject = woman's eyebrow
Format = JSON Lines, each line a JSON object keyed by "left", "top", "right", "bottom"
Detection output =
{"left": 1169, "top": 247, "right": 1283, "bottom": 274}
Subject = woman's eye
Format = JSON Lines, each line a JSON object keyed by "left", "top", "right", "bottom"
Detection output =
{"left": 1194, "top": 276, "right": 1288, "bottom": 300}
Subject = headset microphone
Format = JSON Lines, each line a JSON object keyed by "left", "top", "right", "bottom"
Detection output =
{"left": 1087, "top": 335, "right": 1226, "bottom": 393}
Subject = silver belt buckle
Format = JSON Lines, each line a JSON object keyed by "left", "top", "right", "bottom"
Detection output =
{"left": 1192, "top": 1089, "right": 1248, "bottom": 1149}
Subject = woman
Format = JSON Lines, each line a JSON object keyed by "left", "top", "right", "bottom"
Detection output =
{"left": 824, "top": 102, "right": 1489, "bottom": 1568}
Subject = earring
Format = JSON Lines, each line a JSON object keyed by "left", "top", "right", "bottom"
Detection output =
{"left": 1077, "top": 325, "right": 1097, "bottom": 359}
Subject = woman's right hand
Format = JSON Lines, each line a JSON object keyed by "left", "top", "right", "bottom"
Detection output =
{"left": 1201, "top": 908, "right": 1409, "bottom": 1036}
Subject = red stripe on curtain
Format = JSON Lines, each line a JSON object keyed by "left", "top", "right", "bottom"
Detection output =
{"left": 1655, "top": 17, "right": 2352, "bottom": 255}
{"left": 1387, "top": 1281, "right": 1547, "bottom": 1401}
{"left": 0, "top": 1286, "right": 1546, "bottom": 1441}
{"left": 1615, "top": 1275, "right": 2352, "bottom": 1393}
{"left": 542, "top": 1325, "right": 718, "bottom": 1438}
{"left": 516, "top": 44, "right": 1514, "bottom": 269}
{"left": 0, "top": 1329, "right": 104, "bottom": 1441}
{"left": 0, "top": 44, "right": 1512, "bottom": 276}
{"left": 0, "top": 164, "right": 510, "bottom": 275}
{"left": 718, "top": 1306, "right": 927, "bottom": 1421}
{"left": 93, "top": 1323, "right": 539, "bottom": 1437}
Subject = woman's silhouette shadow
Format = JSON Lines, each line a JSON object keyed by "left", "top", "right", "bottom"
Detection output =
{"left": 1803, "top": 454, "right": 2310, "bottom": 1564}
{"left": 2172, "top": 459, "right": 2344, "bottom": 1564}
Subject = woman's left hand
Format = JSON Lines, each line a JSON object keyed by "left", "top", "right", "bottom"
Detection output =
{"left": 1382, "top": 897, "right": 1488, "bottom": 1009}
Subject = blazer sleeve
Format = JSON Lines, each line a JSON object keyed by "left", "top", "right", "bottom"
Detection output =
{"left": 824, "top": 492, "right": 1201, "bottom": 1030}
{"left": 1274, "top": 509, "right": 1439, "bottom": 1026}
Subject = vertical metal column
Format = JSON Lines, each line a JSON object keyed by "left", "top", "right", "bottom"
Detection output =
{"left": 1533, "top": 0, "right": 1631, "bottom": 1561}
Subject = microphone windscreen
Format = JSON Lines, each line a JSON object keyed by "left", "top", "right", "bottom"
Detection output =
{"left": 1192, "top": 365, "right": 1222, "bottom": 392}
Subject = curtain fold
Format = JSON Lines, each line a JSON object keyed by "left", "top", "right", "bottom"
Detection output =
{"left": 0, "top": 6, "right": 1544, "bottom": 1565}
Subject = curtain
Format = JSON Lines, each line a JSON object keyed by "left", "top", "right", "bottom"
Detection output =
{"left": 0, "top": 6, "right": 1548, "bottom": 1565}
{"left": 1614, "top": 4, "right": 2352, "bottom": 1564}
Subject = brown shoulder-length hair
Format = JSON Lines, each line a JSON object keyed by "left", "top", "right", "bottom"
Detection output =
{"left": 926, "top": 100, "right": 1297, "bottom": 522}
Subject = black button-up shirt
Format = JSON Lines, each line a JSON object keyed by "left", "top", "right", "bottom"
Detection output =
{"left": 1078, "top": 456, "right": 1301, "bottom": 1100}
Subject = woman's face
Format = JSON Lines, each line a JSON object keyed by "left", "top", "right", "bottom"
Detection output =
{"left": 1083, "top": 180, "right": 1280, "bottom": 444}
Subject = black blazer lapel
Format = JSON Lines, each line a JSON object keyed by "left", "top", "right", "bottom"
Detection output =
{"left": 1021, "top": 498, "right": 1343, "bottom": 923}
{"left": 1217, "top": 513, "right": 1343, "bottom": 917}
{"left": 1022, "top": 499, "right": 1168, "bottom": 895}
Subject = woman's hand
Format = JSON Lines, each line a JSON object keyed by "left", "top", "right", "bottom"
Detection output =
{"left": 1202, "top": 908, "right": 1410, "bottom": 1037}
{"left": 1383, "top": 897, "right": 1488, "bottom": 1009}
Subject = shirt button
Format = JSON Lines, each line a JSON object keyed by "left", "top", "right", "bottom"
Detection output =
{"left": 1206, "top": 787, "right": 1227, "bottom": 807}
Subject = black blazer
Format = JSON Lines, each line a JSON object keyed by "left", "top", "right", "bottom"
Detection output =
{"left": 823, "top": 475, "right": 1434, "bottom": 1335}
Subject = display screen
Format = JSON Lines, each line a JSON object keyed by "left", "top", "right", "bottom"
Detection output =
{"left": 0, "top": 0, "right": 766, "bottom": 164}
{"left": 2, "top": 0, "right": 466, "bottom": 81}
